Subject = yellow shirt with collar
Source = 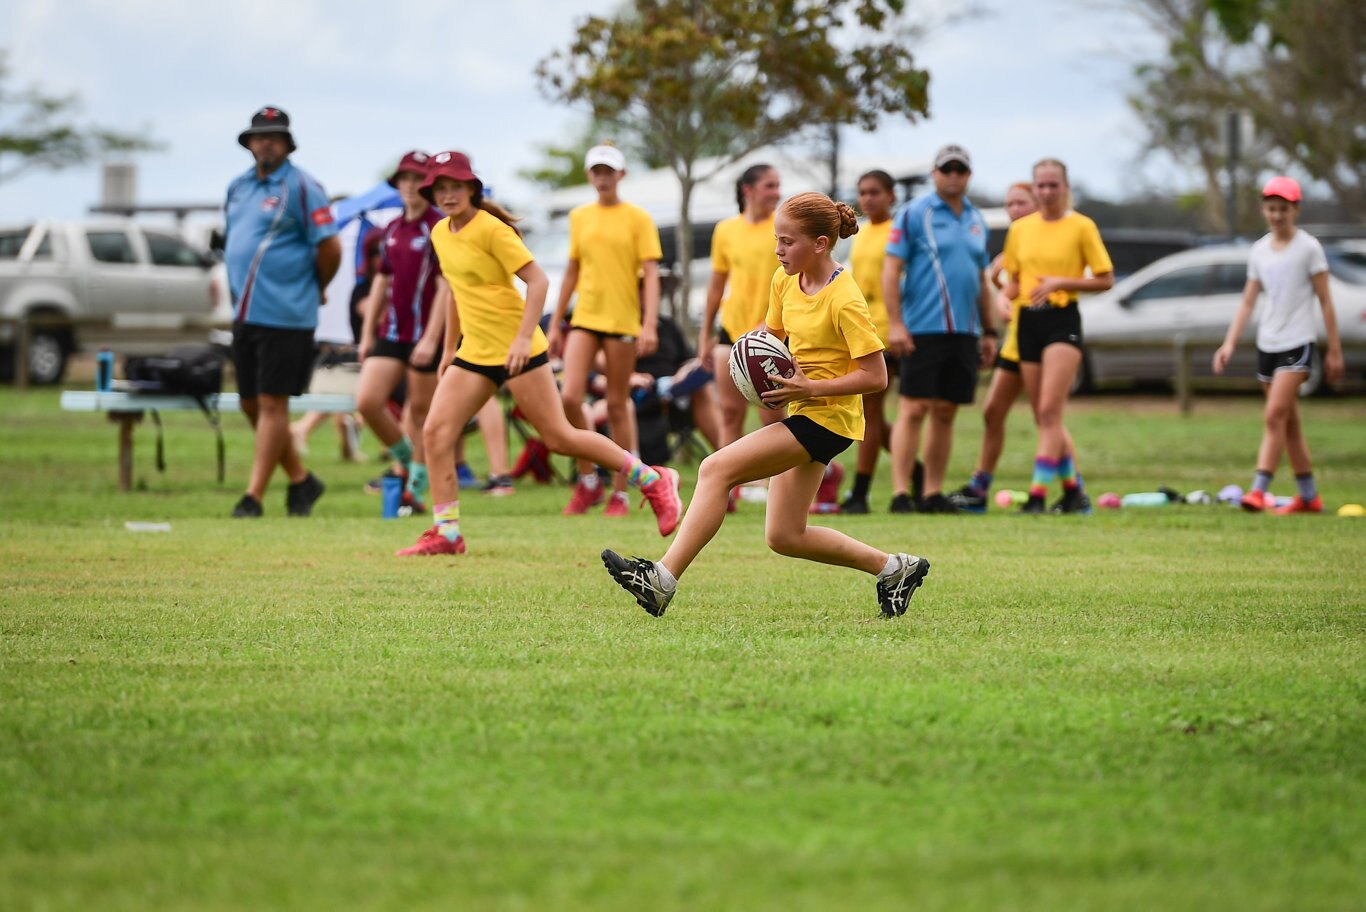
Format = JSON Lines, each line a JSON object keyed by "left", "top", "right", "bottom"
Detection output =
{"left": 712, "top": 214, "right": 780, "bottom": 342}
{"left": 765, "top": 266, "right": 885, "bottom": 441}
{"left": 568, "top": 200, "right": 662, "bottom": 337}
{"left": 848, "top": 217, "right": 893, "bottom": 344}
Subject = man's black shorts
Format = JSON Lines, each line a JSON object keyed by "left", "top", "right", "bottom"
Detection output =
{"left": 898, "top": 334, "right": 979, "bottom": 404}
{"left": 1257, "top": 342, "right": 1314, "bottom": 383}
{"left": 452, "top": 353, "right": 550, "bottom": 388}
{"left": 371, "top": 337, "right": 440, "bottom": 373}
{"left": 1016, "top": 304, "right": 1083, "bottom": 363}
{"left": 782, "top": 414, "right": 854, "bottom": 465}
{"left": 232, "top": 322, "right": 316, "bottom": 399}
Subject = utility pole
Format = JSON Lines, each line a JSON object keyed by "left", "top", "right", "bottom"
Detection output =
{"left": 827, "top": 123, "right": 840, "bottom": 199}
{"left": 1225, "top": 110, "right": 1239, "bottom": 240}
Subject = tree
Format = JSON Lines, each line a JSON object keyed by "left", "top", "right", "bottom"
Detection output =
{"left": 0, "top": 51, "right": 158, "bottom": 185}
{"left": 537, "top": 0, "right": 931, "bottom": 321}
{"left": 1125, "top": 0, "right": 1366, "bottom": 229}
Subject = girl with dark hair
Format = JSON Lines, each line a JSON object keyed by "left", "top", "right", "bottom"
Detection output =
{"left": 602, "top": 192, "right": 930, "bottom": 619}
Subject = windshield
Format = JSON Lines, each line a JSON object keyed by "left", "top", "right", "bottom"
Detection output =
{"left": 1326, "top": 246, "right": 1366, "bottom": 285}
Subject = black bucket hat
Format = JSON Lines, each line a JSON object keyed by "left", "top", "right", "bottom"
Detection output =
{"left": 237, "top": 106, "right": 297, "bottom": 153}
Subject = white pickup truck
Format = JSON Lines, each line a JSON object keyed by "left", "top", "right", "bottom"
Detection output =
{"left": 0, "top": 219, "right": 226, "bottom": 384}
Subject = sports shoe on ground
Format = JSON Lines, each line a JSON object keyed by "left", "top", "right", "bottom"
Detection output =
{"left": 641, "top": 467, "right": 682, "bottom": 536}
{"left": 481, "top": 475, "right": 515, "bottom": 496}
{"left": 605, "top": 491, "right": 630, "bottom": 517}
{"left": 396, "top": 527, "right": 467, "bottom": 557}
{"left": 1240, "top": 489, "right": 1270, "bottom": 512}
{"left": 563, "top": 479, "right": 606, "bottom": 515}
{"left": 456, "top": 463, "right": 478, "bottom": 487}
{"left": 840, "top": 496, "right": 870, "bottom": 514}
{"left": 601, "top": 549, "right": 675, "bottom": 617}
{"left": 917, "top": 493, "right": 960, "bottom": 514}
{"left": 1049, "top": 488, "right": 1093, "bottom": 515}
{"left": 814, "top": 461, "right": 844, "bottom": 506}
{"left": 877, "top": 553, "right": 931, "bottom": 618}
{"left": 232, "top": 494, "right": 262, "bottom": 518}
{"left": 399, "top": 490, "right": 426, "bottom": 516}
{"left": 947, "top": 485, "right": 987, "bottom": 514}
{"left": 889, "top": 493, "right": 917, "bottom": 514}
{"left": 1020, "top": 493, "right": 1047, "bottom": 514}
{"left": 286, "top": 473, "right": 325, "bottom": 517}
{"left": 1274, "top": 494, "right": 1322, "bottom": 515}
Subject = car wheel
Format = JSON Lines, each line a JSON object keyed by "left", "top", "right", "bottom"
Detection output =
{"left": 1297, "top": 349, "right": 1325, "bottom": 397}
{"left": 27, "top": 328, "right": 68, "bottom": 385}
{"left": 1070, "top": 353, "right": 1094, "bottom": 395}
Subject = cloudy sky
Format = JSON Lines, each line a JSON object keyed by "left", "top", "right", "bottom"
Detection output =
{"left": 0, "top": 0, "right": 1169, "bottom": 223}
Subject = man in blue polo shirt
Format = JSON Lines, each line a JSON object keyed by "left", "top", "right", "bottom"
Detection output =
{"left": 882, "top": 144, "right": 997, "bottom": 514}
{"left": 224, "top": 105, "right": 341, "bottom": 517}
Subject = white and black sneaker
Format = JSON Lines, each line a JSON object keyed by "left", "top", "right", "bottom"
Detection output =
{"left": 876, "top": 553, "right": 931, "bottom": 618}
{"left": 601, "top": 549, "right": 676, "bottom": 617}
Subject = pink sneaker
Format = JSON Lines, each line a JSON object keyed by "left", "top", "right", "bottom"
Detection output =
{"left": 641, "top": 467, "right": 682, "bottom": 536}
{"left": 1274, "top": 494, "right": 1322, "bottom": 515}
{"left": 396, "top": 527, "right": 467, "bottom": 557}
{"left": 814, "top": 461, "right": 844, "bottom": 506}
{"left": 604, "top": 491, "right": 630, "bottom": 517}
{"left": 563, "top": 478, "right": 605, "bottom": 515}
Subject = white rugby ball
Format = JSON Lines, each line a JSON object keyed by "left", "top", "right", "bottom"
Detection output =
{"left": 728, "top": 329, "right": 796, "bottom": 409}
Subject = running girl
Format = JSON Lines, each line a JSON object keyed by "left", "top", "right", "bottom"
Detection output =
{"left": 1213, "top": 176, "right": 1344, "bottom": 514}
{"left": 546, "top": 142, "right": 663, "bottom": 518}
{"left": 602, "top": 192, "right": 930, "bottom": 618}
{"left": 397, "top": 152, "right": 681, "bottom": 556}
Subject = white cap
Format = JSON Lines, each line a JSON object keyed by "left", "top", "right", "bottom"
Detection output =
{"left": 585, "top": 144, "right": 626, "bottom": 172}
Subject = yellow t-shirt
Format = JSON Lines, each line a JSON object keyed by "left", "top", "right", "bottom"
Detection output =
{"left": 430, "top": 209, "right": 549, "bottom": 367}
{"left": 712, "top": 214, "right": 780, "bottom": 342}
{"left": 998, "top": 302, "right": 1021, "bottom": 364}
{"left": 848, "top": 218, "right": 893, "bottom": 344}
{"left": 765, "top": 267, "right": 885, "bottom": 441}
{"left": 568, "top": 201, "right": 662, "bottom": 337}
{"left": 1002, "top": 211, "right": 1113, "bottom": 308}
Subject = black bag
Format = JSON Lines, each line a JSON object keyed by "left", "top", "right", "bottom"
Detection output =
{"left": 123, "top": 345, "right": 227, "bottom": 482}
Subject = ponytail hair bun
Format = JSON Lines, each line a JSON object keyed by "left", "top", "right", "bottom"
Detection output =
{"left": 835, "top": 201, "right": 859, "bottom": 239}
{"left": 779, "top": 192, "right": 858, "bottom": 244}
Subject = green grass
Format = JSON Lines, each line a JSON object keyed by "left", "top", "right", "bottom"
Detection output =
{"left": 1, "top": 387, "right": 1363, "bottom": 910}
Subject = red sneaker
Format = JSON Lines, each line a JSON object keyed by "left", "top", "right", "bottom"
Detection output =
{"left": 563, "top": 478, "right": 606, "bottom": 515}
{"left": 396, "top": 527, "right": 466, "bottom": 556}
{"left": 604, "top": 491, "right": 630, "bottom": 517}
{"left": 641, "top": 467, "right": 682, "bottom": 536}
{"left": 1240, "top": 489, "right": 1270, "bottom": 512}
{"left": 815, "top": 460, "right": 844, "bottom": 505}
{"left": 1274, "top": 494, "right": 1323, "bottom": 515}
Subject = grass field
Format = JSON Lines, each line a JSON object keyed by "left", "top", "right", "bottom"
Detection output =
{"left": 1, "top": 386, "right": 1363, "bottom": 910}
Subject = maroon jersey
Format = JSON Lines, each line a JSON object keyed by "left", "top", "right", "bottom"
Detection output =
{"left": 377, "top": 207, "right": 443, "bottom": 344}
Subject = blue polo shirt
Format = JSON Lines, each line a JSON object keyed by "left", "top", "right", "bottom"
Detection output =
{"left": 224, "top": 159, "right": 338, "bottom": 330}
{"left": 886, "top": 192, "right": 989, "bottom": 336}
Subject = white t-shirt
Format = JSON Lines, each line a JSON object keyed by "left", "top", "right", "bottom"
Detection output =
{"left": 1247, "top": 230, "right": 1327, "bottom": 352}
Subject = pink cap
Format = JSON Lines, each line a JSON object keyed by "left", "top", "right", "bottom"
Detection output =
{"left": 1261, "top": 176, "right": 1302, "bottom": 202}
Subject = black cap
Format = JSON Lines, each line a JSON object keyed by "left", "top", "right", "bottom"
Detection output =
{"left": 237, "top": 106, "right": 297, "bottom": 153}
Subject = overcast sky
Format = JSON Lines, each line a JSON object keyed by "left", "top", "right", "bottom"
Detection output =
{"left": 0, "top": 0, "right": 1169, "bottom": 223}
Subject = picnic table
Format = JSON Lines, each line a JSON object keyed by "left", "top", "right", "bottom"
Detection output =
{"left": 60, "top": 390, "right": 356, "bottom": 491}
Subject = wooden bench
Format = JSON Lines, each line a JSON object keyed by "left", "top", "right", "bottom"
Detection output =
{"left": 60, "top": 390, "right": 356, "bottom": 491}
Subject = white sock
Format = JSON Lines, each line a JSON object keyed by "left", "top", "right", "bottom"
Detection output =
{"left": 581, "top": 472, "right": 601, "bottom": 491}
{"left": 877, "top": 553, "right": 901, "bottom": 580}
{"left": 656, "top": 561, "right": 678, "bottom": 591}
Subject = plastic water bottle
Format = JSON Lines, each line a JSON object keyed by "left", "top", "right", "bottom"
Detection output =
{"left": 96, "top": 349, "right": 114, "bottom": 392}
{"left": 1121, "top": 492, "right": 1170, "bottom": 507}
{"left": 381, "top": 475, "right": 403, "bottom": 519}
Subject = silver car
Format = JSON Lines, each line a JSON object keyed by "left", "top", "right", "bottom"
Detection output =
{"left": 1077, "top": 244, "right": 1366, "bottom": 395}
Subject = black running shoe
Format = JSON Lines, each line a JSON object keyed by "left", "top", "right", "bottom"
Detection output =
{"left": 840, "top": 496, "right": 870, "bottom": 514}
{"left": 231, "top": 494, "right": 262, "bottom": 518}
{"left": 286, "top": 472, "right": 325, "bottom": 517}
{"left": 601, "top": 549, "right": 675, "bottom": 617}
{"left": 1020, "top": 493, "right": 1047, "bottom": 514}
{"left": 947, "top": 485, "right": 987, "bottom": 514}
{"left": 917, "top": 493, "right": 960, "bottom": 514}
{"left": 889, "top": 493, "right": 917, "bottom": 514}
{"left": 877, "top": 553, "right": 931, "bottom": 617}
{"left": 1050, "top": 488, "right": 1093, "bottom": 515}
{"left": 911, "top": 460, "right": 925, "bottom": 504}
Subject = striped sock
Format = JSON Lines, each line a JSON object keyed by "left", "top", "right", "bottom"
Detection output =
{"left": 1031, "top": 457, "right": 1059, "bottom": 496}
{"left": 969, "top": 470, "right": 993, "bottom": 496}
{"left": 434, "top": 500, "right": 461, "bottom": 542}
{"left": 1058, "top": 455, "right": 1078, "bottom": 491}
{"left": 622, "top": 453, "right": 660, "bottom": 488}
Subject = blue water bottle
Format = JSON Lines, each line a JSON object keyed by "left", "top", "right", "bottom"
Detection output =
{"left": 96, "top": 349, "right": 114, "bottom": 392}
{"left": 381, "top": 474, "right": 403, "bottom": 519}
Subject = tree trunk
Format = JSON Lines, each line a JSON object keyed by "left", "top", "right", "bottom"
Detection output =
{"left": 675, "top": 174, "right": 696, "bottom": 337}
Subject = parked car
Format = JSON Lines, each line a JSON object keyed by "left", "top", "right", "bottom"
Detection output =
{"left": 0, "top": 219, "right": 222, "bottom": 384}
{"left": 1077, "top": 244, "right": 1366, "bottom": 395}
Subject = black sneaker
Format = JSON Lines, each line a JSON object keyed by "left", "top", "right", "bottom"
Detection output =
{"left": 889, "top": 493, "right": 917, "bottom": 514}
{"left": 947, "top": 484, "right": 987, "bottom": 514}
{"left": 840, "top": 496, "right": 870, "bottom": 514}
{"left": 911, "top": 460, "right": 925, "bottom": 504}
{"left": 917, "top": 493, "right": 960, "bottom": 514}
{"left": 286, "top": 472, "right": 325, "bottom": 517}
{"left": 1050, "top": 488, "right": 1093, "bottom": 515}
{"left": 601, "top": 549, "right": 675, "bottom": 617}
{"left": 877, "top": 553, "right": 931, "bottom": 617}
{"left": 1020, "top": 493, "right": 1047, "bottom": 514}
{"left": 231, "top": 494, "right": 262, "bottom": 518}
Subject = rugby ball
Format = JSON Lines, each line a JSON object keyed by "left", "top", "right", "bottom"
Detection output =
{"left": 728, "top": 329, "right": 795, "bottom": 409}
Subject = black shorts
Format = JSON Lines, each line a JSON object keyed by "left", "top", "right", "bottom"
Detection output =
{"left": 783, "top": 414, "right": 854, "bottom": 465}
{"left": 898, "top": 334, "right": 979, "bottom": 404}
{"left": 572, "top": 326, "right": 636, "bottom": 344}
{"left": 717, "top": 327, "right": 734, "bottom": 347}
{"left": 371, "top": 338, "right": 440, "bottom": 373}
{"left": 231, "top": 322, "right": 315, "bottom": 399}
{"left": 1257, "top": 342, "right": 1314, "bottom": 383}
{"left": 1016, "top": 304, "right": 1082, "bottom": 363}
{"left": 452, "top": 353, "right": 550, "bottom": 388}
{"left": 994, "top": 353, "right": 1020, "bottom": 374}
